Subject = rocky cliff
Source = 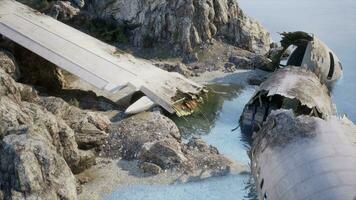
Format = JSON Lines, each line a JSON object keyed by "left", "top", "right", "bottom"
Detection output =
{"left": 86, "top": 0, "right": 271, "bottom": 57}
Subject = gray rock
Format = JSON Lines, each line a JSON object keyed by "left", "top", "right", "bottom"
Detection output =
{"left": 37, "top": 96, "right": 110, "bottom": 150}
{"left": 0, "top": 50, "right": 20, "bottom": 81}
{"left": 102, "top": 112, "right": 181, "bottom": 159}
{"left": 183, "top": 52, "right": 199, "bottom": 64}
{"left": 139, "top": 138, "right": 187, "bottom": 169}
{"left": 183, "top": 137, "right": 233, "bottom": 176}
{"left": 228, "top": 55, "right": 252, "bottom": 69}
{"left": 0, "top": 133, "right": 78, "bottom": 200}
{"left": 251, "top": 54, "right": 274, "bottom": 71}
{"left": 50, "top": 1, "right": 80, "bottom": 20}
{"left": 139, "top": 162, "right": 162, "bottom": 175}
{"left": 154, "top": 62, "right": 192, "bottom": 77}
{"left": 87, "top": 0, "right": 271, "bottom": 55}
{"left": 0, "top": 66, "right": 99, "bottom": 199}
{"left": 102, "top": 112, "right": 242, "bottom": 177}
{"left": 0, "top": 190, "right": 3, "bottom": 200}
{"left": 224, "top": 62, "right": 237, "bottom": 72}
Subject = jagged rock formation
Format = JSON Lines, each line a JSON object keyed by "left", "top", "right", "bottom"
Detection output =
{"left": 86, "top": 0, "right": 271, "bottom": 56}
{"left": 0, "top": 50, "right": 107, "bottom": 199}
{"left": 102, "top": 112, "right": 240, "bottom": 175}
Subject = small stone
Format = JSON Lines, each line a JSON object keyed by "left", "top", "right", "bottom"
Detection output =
{"left": 251, "top": 55, "right": 273, "bottom": 71}
{"left": 228, "top": 56, "right": 252, "bottom": 69}
{"left": 224, "top": 62, "right": 236, "bottom": 73}
{"left": 248, "top": 77, "right": 264, "bottom": 86}
{"left": 139, "top": 162, "right": 162, "bottom": 175}
{"left": 72, "top": 0, "right": 85, "bottom": 8}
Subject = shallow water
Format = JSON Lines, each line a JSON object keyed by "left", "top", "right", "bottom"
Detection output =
{"left": 106, "top": 174, "right": 254, "bottom": 200}
{"left": 106, "top": 1, "right": 356, "bottom": 199}
{"left": 106, "top": 84, "right": 257, "bottom": 200}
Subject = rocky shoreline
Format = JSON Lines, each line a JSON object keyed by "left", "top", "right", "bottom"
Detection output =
{"left": 0, "top": 0, "right": 277, "bottom": 199}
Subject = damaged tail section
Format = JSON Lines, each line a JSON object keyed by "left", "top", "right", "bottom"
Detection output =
{"left": 272, "top": 31, "right": 343, "bottom": 84}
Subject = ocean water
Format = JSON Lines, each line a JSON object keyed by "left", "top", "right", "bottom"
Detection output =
{"left": 106, "top": 1, "right": 356, "bottom": 199}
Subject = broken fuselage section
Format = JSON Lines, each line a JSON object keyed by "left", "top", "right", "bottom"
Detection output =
{"left": 274, "top": 31, "right": 343, "bottom": 84}
{"left": 240, "top": 66, "right": 335, "bottom": 135}
{"left": 250, "top": 110, "right": 356, "bottom": 200}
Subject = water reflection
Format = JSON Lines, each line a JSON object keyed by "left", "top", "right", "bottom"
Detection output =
{"left": 172, "top": 84, "right": 244, "bottom": 137}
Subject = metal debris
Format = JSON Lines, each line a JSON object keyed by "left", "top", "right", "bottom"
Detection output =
{"left": 250, "top": 110, "right": 356, "bottom": 200}
{"left": 0, "top": 0, "right": 205, "bottom": 116}
{"left": 240, "top": 66, "right": 335, "bottom": 135}
{"left": 272, "top": 31, "right": 343, "bottom": 84}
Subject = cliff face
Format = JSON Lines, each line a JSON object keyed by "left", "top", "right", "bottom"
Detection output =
{"left": 86, "top": 0, "right": 271, "bottom": 55}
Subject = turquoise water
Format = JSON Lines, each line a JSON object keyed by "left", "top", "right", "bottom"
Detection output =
{"left": 106, "top": 1, "right": 356, "bottom": 199}
{"left": 105, "top": 174, "right": 254, "bottom": 200}
{"left": 106, "top": 85, "right": 257, "bottom": 200}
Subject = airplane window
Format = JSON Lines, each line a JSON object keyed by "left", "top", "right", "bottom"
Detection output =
{"left": 264, "top": 192, "right": 268, "bottom": 200}
{"left": 328, "top": 52, "right": 335, "bottom": 79}
{"left": 260, "top": 178, "right": 264, "bottom": 189}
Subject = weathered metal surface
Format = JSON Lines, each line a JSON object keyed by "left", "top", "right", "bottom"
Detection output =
{"left": 0, "top": 0, "right": 204, "bottom": 115}
{"left": 240, "top": 66, "right": 335, "bottom": 135}
{"left": 299, "top": 35, "right": 343, "bottom": 83}
{"left": 273, "top": 31, "right": 343, "bottom": 84}
{"left": 250, "top": 110, "right": 356, "bottom": 200}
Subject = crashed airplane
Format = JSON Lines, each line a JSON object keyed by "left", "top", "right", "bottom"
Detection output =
{"left": 0, "top": 0, "right": 205, "bottom": 116}
{"left": 273, "top": 31, "right": 343, "bottom": 84}
{"left": 251, "top": 110, "right": 356, "bottom": 200}
{"left": 240, "top": 66, "right": 336, "bottom": 135}
{"left": 241, "top": 66, "right": 356, "bottom": 200}
{"left": 240, "top": 31, "right": 355, "bottom": 199}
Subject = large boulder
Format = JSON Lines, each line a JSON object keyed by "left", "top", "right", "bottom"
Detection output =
{"left": 0, "top": 53, "right": 99, "bottom": 199}
{"left": 37, "top": 96, "right": 110, "bottom": 150}
{"left": 87, "top": 0, "right": 271, "bottom": 55}
{"left": 139, "top": 138, "right": 188, "bottom": 169}
{"left": 0, "top": 96, "right": 95, "bottom": 174}
{"left": 102, "top": 112, "right": 243, "bottom": 176}
{"left": 102, "top": 111, "right": 181, "bottom": 159}
{"left": 0, "top": 133, "right": 78, "bottom": 200}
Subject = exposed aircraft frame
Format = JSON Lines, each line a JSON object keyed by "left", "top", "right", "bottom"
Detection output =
{"left": 240, "top": 66, "right": 335, "bottom": 135}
